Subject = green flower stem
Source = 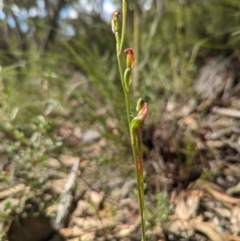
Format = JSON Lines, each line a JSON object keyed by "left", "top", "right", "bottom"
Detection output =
{"left": 115, "top": 32, "right": 121, "bottom": 54}
{"left": 114, "top": 1, "right": 146, "bottom": 240}
{"left": 131, "top": 119, "right": 146, "bottom": 241}
{"left": 118, "top": 0, "right": 127, "bottom": 57}
{"left": 115, "top": 2, "right": 131, "bottom": 131}
{"left": 116, "top": 46, "right": 131, "bottom": 130}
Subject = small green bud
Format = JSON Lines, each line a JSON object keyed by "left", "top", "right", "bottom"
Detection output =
{"left": 131, "top": 117, "right": 141, "bottom": 132}
{"left": 136, "top": 98, "right": 144, "bottom": 112}
{"left": 111, "top": 11, "right": 121, "bottom": 34}
{"left": 131, "top": 100, "right": 148, "bottom": 131}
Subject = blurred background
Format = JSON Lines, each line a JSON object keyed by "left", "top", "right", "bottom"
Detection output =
{"left": 1, "top": 0, "right": 240, "bottom": 240}
{"left": 1, "top": 0, "right": 240, "bottom": 124}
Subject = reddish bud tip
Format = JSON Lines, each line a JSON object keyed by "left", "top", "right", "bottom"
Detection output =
{"left": 137, "top": 102, "right": 148, "bottom": 121}
{"left": 112, "top": 11, "right": 120, "bottom": 18}
{"left": 124, "top": 48, "right": 135, "bottom": 69}
{"left": 123, "top": 48, "right": 134, "bottom": 56}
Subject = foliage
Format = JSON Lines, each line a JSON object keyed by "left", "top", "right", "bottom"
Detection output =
{"left": 1, "top": 0, "right": 240, "bottom": 118}
{"left": 0, "top": 0, "right": 240, "bottom": 238}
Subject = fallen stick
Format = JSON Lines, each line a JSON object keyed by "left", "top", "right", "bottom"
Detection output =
{"left": 212, "top": 107, "right": 240, "bottom": 118}
{"left": 192, "top": 221, "right": 227, "bottom": 241}
{"left": 0, "top": 184, "right": 26, "bottom": 200}
{"left": 54, "top": 158, "right": 80, "bottom": 229}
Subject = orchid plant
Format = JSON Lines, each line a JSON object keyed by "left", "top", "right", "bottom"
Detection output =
{"left": 111, "top": 1, "right": 148, "bottom": 240}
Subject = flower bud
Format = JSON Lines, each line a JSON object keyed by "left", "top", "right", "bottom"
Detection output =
{"left": 131, "top": 100, "right": 148, "bottom": 131}
{"left": 136, "top": 98, "right": 144, "bottom": 112}
{"left": 111, "top": 11, "right": 121, "bottom": 34}
{"left": 136, "top": 101, "right": 148, "bottom": 122}
{"left": 124, "top": 48, "right": 135, "bottom": 69}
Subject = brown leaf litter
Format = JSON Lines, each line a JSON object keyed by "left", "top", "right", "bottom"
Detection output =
{"left": 2, "top": 55, "right": 240, "bottom": 241}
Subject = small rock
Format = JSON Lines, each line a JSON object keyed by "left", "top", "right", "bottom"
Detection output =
{"left": 89, "top": 191, "right": 103, "bottom": 208}
{"left": 73, "top": 127, "right": 82, "bottom": 139}
{"left": 48, "top": 177, "right": 68, "bottom": 194}
{"left": 60, "top": 156, "right": 80, "bottom": 167}
{"left": 72, "top": 200, "right": 95, "bottom": 217}
{"left": 231, "top": 206, "right": 240, "bottom": 235}
{"left": 216, "top": 176, "right": 226, "bottom": 188}
{"left": 82, "top": 129, "right": 100, "bottom": 142}
{"left": 48, "top": 158, "right": 61, "bottom": 169}
{"left": 214, "top": 207, "right": 231, "bottom": 218}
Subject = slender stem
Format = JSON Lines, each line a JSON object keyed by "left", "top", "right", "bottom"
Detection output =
{"left": 115, "top": 32, "right": 121, "bottom": 55}
{"left": 115, "top": 1, "right": 146, "bottom": 240}
{"left": 124, "top": 91, "right": 131, "bottom": 131}
{"left": 133, "top": 0, "right": 139, "bottom": 94}
{"left": 116, "top": 40, "right": 131, "bottom": 131}
{"left": 118, "top": 0, "right": 127, "bottom": 57}
{"left": 115, "top": 1, "right": 131, "bottom": 131}
{"left": 131, "top": 127, "right": 146, "bottom": 241}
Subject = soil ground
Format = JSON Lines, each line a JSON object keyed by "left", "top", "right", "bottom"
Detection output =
{"left": 2, "top": 55, "right": 240, "bottom": 241}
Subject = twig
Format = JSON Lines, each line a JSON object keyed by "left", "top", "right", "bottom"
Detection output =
{"left": 206, "top": 187, "right": 240, "bottom": 204}
{"left": 192, "top": 221, "right": 227, "bottom": 241}
{"left": 54, "top": 158, "right": 80, "bottom": 229}
{"left": 224, "top": 139, "right": 240, "bottom": 153}
{"left": 212, "top": 107, "right": 240, "bottom": 118}
{"left": 0, "top": 184, "right": 26, "bottom": 200}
